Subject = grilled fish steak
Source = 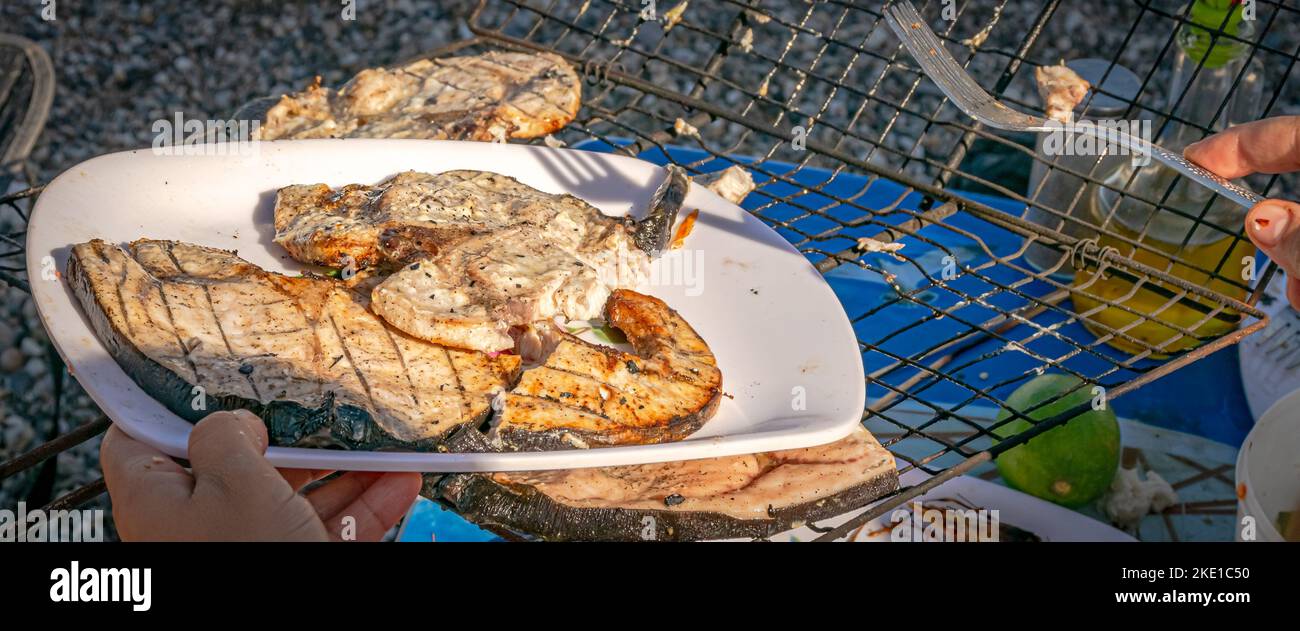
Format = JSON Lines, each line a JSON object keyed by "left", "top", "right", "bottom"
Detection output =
{"left": 275, "top": 167, "right": 689, "bottom": 352}
{"left": 437, "top": 425, "right": 899, "bottom": 541}
{"left": 257, "top": 51, "right": 581, "bottom": 141}
{"left": 274, "top": 170, "right": 617, "bottom": 269}
{"left": 492, "top": 289, "right": 721, "bottom": 451}
{"left": 67, "top": 239, "right": 519, "bottom": 449}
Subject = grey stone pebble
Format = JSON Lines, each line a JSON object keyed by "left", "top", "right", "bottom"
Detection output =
{"left": 19, "top": 337, "right": 44, "bottom": 357}
{"left": 0, "top": 348, "right": 24, "bottom": 373}
{"left": 2, "top": 415, "right": 35, "bottom": 454}
{"left": 23, "top": 358, "right": 47, "bottom": 378}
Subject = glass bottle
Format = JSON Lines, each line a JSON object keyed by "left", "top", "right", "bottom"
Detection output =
{"left": 1023, "top": 59, "right": 1143, "bottom": 280}
{"left": 1072, "top": 0, "right": 1262, "bottom": 357}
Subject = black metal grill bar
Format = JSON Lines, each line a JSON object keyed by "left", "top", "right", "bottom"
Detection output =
{"left": 840, "top": 201, "right": 1254, "bottom": 332}
{"left": 527, "top": 6, "right": 1242, "bottom": 298}
{"left": 813, "top": 200, "right": 959, "bottom": 272}
{"left": 0, "top": 416, "right": 110, "bottom": 482}
{"left": 808, "top": 218, "right": 1239, "bottom": 371}
{"left": 42, "top": 478, "right": 106, "bottom": 512}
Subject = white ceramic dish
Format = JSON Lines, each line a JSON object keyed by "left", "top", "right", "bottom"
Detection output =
{"left": 1236, "top": 386, "right": 1300, "bottom": 541}
{"left": 27, "top": 140, "right": 864, "bottom": 471}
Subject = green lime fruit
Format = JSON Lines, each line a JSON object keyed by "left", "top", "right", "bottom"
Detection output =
{"left": 992, "top": 374, "right": 1121, "bottom": 507}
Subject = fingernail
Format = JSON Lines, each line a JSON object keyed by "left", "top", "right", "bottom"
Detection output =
{"left": 211, "top": 409, "right": 265, "bottom": 451}
{"left": 1248, "top": 203, "right": 1291, "bottom": 248}
{"left": 231, "top": 409, "right": 261, "bottom": 423}
{"left": 238, "top": 410, "right": 269, "bottom": 446}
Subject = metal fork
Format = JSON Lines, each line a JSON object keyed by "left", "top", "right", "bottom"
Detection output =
{"left": 884, "top": 0, "right": 1262, "bottom": 209}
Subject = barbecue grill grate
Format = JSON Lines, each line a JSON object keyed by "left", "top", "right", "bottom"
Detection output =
{"left": 3, "top": 0, "right": 1297, "bottom": 540}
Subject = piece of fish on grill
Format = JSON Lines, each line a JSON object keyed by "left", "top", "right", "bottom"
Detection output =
{"left": 67, "top": 239, "right": 520, "bottom": 449}
{"left": 489, "top": 289, "right": 722, "bottom": 451}
{"left": 256, "top": 51, "right": 580, "bottom": 141}
{"left": 1035, "top": 62, "right": 1091, "bottom": 124}
{"left": 435, "top": 425, "right": 899, "bottom": 541}
{"left": 274, "top": 167, "right": 690, "bottom": 352}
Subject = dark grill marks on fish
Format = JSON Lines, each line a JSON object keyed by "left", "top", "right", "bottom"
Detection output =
{"left": 206, "top": 281, "right": 264, "bottom": 401}
{"left": 379, "top": 324, "right": 422, "bottom": 409}
{"left": 326, "top": 313, "right": 380, "bottom": 426}
{"left": 142, "top": 251, "right": 208, "bottom": 395}
{"left": 67, "top": 239, "right": 520, "bottom": 449}
{"left": 439, "top": 345, "right": 468, "bottom": 426}
{"left": 158, "top": 240, "right": 267, "bottom": 401}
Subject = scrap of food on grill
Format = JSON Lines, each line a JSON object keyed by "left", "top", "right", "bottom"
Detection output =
{"left": 1034, "top": 61, "right": 1091, "bottom": 124}
{"left": 63, "top": 49, "right": 900, "bottom": 541}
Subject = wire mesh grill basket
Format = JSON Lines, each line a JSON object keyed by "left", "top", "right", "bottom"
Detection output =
{"left": 2, "top": 0, "right": 1296, "bottom": 539}
{"left": 465, "top": 0, "right": 1289, "bottom": 538}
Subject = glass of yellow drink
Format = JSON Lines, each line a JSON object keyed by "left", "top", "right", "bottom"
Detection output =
{"left": 1069, "top": 0, "right": 1260, "bottom": 358}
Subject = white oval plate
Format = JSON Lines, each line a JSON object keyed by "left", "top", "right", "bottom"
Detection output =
{"left": 28, "top": 139, "right": 864, "bottom": 471}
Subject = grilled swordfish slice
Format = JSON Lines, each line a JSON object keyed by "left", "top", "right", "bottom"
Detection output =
{"left": 66, "top": 239, "right": 519, "bottom": 449}
{"left": 489, "top": 289, "right": 722, "bottom": 451}
{"left": 436, "top": 425, "right": 899, "bottom": 541}
{"left": 274, "top": 167, "right": 691, "bottom": 353}
{"left": 256, "top": 51, "right": 580, "bottom": 141}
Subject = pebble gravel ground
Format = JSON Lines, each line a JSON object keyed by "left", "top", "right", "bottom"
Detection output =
{"left": 0, "top": 0, "right": 1295, "bottom": 537}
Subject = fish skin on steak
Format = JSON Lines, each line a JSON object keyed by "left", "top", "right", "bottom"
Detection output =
{"left": 491, "top": 289, "right": 722, "bottom": 451}
{"left": 256, "top": 51, "right": 581, "bottom": 142}
{"left": 436, "top": 425, "right": 899, "bottom": 541}
{"left": 66, "top": 239, "right": 519, "bottom": 449}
